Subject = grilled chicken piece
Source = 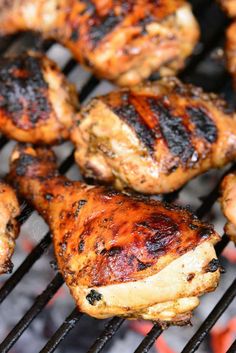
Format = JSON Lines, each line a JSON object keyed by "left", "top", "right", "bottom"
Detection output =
{"left": 71, "top": 77, "right": 236, "bottom": 194}
{"left": 220, "top": 0, "right": 236, "bottom": 17}
{"left": 219, "top": 1, "right": 236, "bottom": 87}
{"left": 220, "top": 172, "right": 236, "bottom": 243}
{"left": 226, "top": 22, "right": 236, "bottom": 88}
{"left": 0, "top": 181, "right": 20, "bottom": 274}
{"left": 8, "top": 143, "right": 221, "bottom": 323}
{"left": 0, "top": 0, "right": 199, "bottom": 86}
{"left": 0, "top": 51, "right": 78, "bottom": 144}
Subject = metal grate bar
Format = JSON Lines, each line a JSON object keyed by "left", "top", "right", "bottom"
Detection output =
{"left": 87, "top": 317, "right": 125, "bottom": 353}
{"left": 215, "top": 233, "right": 230, "bottom": 256}
{"left": 226, "top": 339, "right": 236, "bottom": 353}
{"left": 0, "top": 233, "right": 51, "bottom": 304}
{"left": 133, "top": 240, "right": 231, "bottom": 353}
{"left": 181, "top": 279, "right": 236, "bottom": 353}
{"left": 0, "top": 152, "right": 73, "bottom": 303}
{"left": 38, "top": 171, "right": 232, "bottom": 353}
{"left": 196, "top": 163, "right": 236, "bottom": 219}
{"left": 0, "top": 273, "right": 64, "bottom": 353}
{"left": 134, "top": 324, "right": 163, "bottom": 353}
{"left": 39, "top": 308, "right": 83, "bottom": 353}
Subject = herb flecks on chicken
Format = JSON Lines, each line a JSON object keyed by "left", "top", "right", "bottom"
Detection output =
{"left": 71, "top": 77, "right": 236, "bottom": 194}
{"left": 0, "top": 0, "right": 199, "bottom": 86}
{"left": 8, "top": 143, "right": 221, "bottom": 323}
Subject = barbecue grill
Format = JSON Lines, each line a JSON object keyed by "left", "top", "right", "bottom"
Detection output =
{"left": 0, "top": 1, "right": 235, "bottom": 352}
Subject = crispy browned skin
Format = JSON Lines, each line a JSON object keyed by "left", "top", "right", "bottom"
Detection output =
{"left": 0, "top": 0, "right": 199, "bottom": 86}
{"left": 220, "top": 172, "right": 236, "bottom": 243}
{"left": 71, "top": 77, "right": 236, "bottom": 194}
{"left": 0, "top": 51, "right": 78, "bottom": 144}
{"left": 8, "top": 143, "right": 220, "bottom": 322}
{"left": 0, "top": 181, "right": 20, "bottom": 274}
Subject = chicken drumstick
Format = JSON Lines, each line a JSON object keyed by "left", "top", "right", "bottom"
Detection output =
{"left": 8, "top": 143, "right": 220, "bottom": 323}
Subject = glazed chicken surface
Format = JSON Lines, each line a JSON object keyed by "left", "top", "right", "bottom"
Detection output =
{"left": 71, "top": 77, "right": 236, "bottom": 194}
{"left": 220, "top": 172, "right": 236, "bottom": 243}
{"left": 0, "top": 0, "right": 199, "bottom": 86}
{"left": 0, "top": 181, "right": 20, "bottom": 274}
{"left": 8, "top": 143, "right": 221, "bottom": 323}
{"left": 0, "top": 51, "right": 78, "bottom": 144}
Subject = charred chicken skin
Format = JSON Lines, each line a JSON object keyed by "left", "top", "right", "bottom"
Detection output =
{"left": 0, "top": 51, "right": 78, "bottom": 144}
{"left": 220, "top": 172, "right": 236, "bottom": 243}
{"left": 71, "top": 77, "right": 236, "bottom": 194}
{"left": 0, "top": 0, "right": 199, "bottom": 86}
{"left": 0, "top": 181, "right": 20, "bottom": 274}
{"left": 8, "top": 143, "right": 221, "bottom": 323}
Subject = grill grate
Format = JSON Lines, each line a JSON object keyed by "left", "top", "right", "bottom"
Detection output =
{"left": 0, "top": 1, "right": 235, "bottom": 352}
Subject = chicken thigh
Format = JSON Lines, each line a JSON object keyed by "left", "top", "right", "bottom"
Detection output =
{"left": 8, "top": 143, "right": 220, "bottom": 323}
{"left": 0, "top": 0, "right": 199, "bottom": 86}
{"left": 71, "top": 77, "right": 236, "bottom": 194}
{"left": 0, "top": 51, "right": 78, "bottom": 144}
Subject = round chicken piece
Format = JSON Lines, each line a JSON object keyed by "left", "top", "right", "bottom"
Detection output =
{"left": 71, "top": 77, "right": 236, "bottom": 194}
{"left": 0, "top": 51, "right": 78, "bottom": 144}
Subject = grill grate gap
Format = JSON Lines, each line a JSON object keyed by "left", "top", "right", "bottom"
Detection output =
{"left": 180, "top": 280, "right": 236, "bottom": 353}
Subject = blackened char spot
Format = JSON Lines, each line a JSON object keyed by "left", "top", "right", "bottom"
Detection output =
{"left": 89, "top": 11, "right": 122, "bottom": 45}
{"left": 148, "top": 98, "right": 195, "bottom": 163}
{"left": 137, "top": 259, "right": 152, "bottom": 271}
{"left": 15, "top": 154, "right": 36, "bottom": 176}
{"left": 70, "top": 28, "right": 79, "bottom": 41}
{"left": 112, "top": 93, "right": 156, "bottom": 152}
{"left": 78, "top": 240, "right": 85, "bottom": 253}
{"left": 74, "top": 199, "right": 87, "bottom": 218}
{"left": 100, "top": 246, "right": 123, "bottom": 256}
{"left": 187, "top": 107, "right": 217, "bottom": 143}
{"left": 136, "top": 214, "right": 179, "bottom": 255}
{"left": 138, "top": 15, "right": 154, "bottom": 34}
{"left": 45, "top": 193, "right": 53, "bottom": 201}
{"left": 0, "top": 54, "right": 51, "bottom": 127}
{"left": 86, "top": 289, "right": 102, "bottom": 305}
{"left": 198, "top": 226, "right": 213, "bottom": 239}
{"left": 205, "top": 258, "right": 220, "bottom": 273}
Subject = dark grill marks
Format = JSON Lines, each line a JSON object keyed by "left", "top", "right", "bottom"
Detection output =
{"left": 187, "top": 106, "right": 218, "bottom": 143}
{"left": 148, "top": 98, "right": 195, "bottom": 163}
{"left": 112, "top": 93, "right": 156, "bottom": 152}
{"left": 15, "top": 154, "right": 37, "bottom": 177}
{"left": 0, "top": 54, "right": 51, "bottom": 128}
{"left": 89, "top": 11, "right": 122, "bottom": 46}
